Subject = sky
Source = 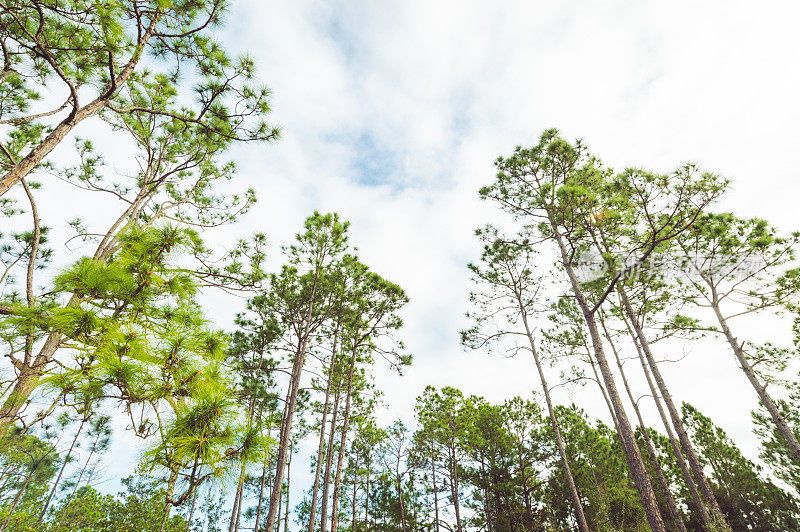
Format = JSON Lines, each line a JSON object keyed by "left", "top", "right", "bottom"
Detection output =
{"left": 5, "top": 0, "right": 800, "bottom": 523}
{"left": 213, "top": 0, "right": 800, "bottom": 435}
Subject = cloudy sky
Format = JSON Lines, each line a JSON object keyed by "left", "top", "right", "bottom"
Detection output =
{"left": 165, "top": 0, "right": 800, "bottom": 504}
{"left": 213, "top": 0, "right": 800, "bottom": 433}
{"left": 8, "top": 0, "right": 800, "bottom": 514}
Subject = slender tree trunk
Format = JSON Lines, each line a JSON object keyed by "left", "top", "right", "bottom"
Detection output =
{"left": 254, "top": 425, "right": 272, "bottom": 532}
{"left": 519, "top": 306, "right": 590, "bottom": 532}
{"left": 309, "top": 328, "right": 340, "bottom": 532}
{"left": 157, "top": 471, "right": 179, "bottom": 532}
{"left": 284, "top": 447, "right": 291, "bottom": 532}
{"left": 431, "top": 451, "right": 439, "bottom": 532}
{"left": 617, "top": 288, "right": 729, "bottom": 530}
{"left": 548, "top": 219, "right": 665, "bottom": 532}
{"left": 600, "top": 315, "right": 687, "bottom": 532}
{"left": 187, "top": 488, "right": 199, "bottom": 532}
{"left": 265, "top": 268, "right": 322, "bottom": 532}
{"left": 331, "top": 349, "right": 357, "bottom": 532}
{"left": 321, "top": 382, "right": 343, "bottom": 532}
{"left": 351, "top": 454, "right": 359, "bottom": 532}
{"left": 621, "top": 311, "right": 712, "bottom": 528}
{"left": 364, "top": 466, "right": 370, "bottom": 532}
{"left": 710, "top": 292, "right": 800, "bottom": 462}
{"left": 517, "top": 447, "right": 534, "bottom": 527}
{"left": 266, "top": 340, "right": 311, "bottom": 531}
{"left": 0, "top": 461, "right": 37, "bottom": 532}
{"left": 449, "top": 445, "right": 463, "bottom": 532}
{"left": 480, "top": 456, "right": 494, "bottom": 532}
{"left": 229, "top": 460, "right": 246, "bottom": 532}
{"left": 55, "top": 430, "right": 103, "bottom": 532}
{"left": 40, "top": 418, "right": 87, "bottom": 519}
{"left": 396, "top": 472, "right": 407, "bottom": 532}
{"left": 231, "top": 398, "right": 257, "bottom": 532}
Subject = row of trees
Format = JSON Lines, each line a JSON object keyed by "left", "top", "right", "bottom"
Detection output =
{"left": 3, "top": 382, "right": 797, "bottom": 531}
{"left": 463, "top": 129, "right": 800, "bottom": 531}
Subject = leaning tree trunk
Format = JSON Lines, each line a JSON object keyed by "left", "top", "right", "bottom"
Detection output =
{"left": 0, "top": 16, "right": 160, "bottom": 198}
{"left": 617, "top": 288, "right": 729, "bottom": 530}
{"left": 621, "top": 312, "right": 713, "bottom": 528}
{"left": 549, "top": 219, "right": 665, "bottom": 532}
{"left": 264, "top": 338, "right": 312, "bottom": 531}
{"left": 710, "top": 290, "right": 800, "bottom": 463}
{"left": 519, "top": 307, "right": 590, "bottom": 532}
{"left": 600, "top": 315, "right": 687, "bottom": 532}
{"left": 40, "top": 417, "right": 87, "bottom": 519}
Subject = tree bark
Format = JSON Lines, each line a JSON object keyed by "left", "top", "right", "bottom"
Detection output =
{"left": 0, "top": 16, "right": 160, "bottom": 198}
{"left": 449, "top": 444, "right": 463, "bottom": 532}
{"left": 621, "top": 311, "right": 712, "bottom": 528}
{"left": 617, "top": 288, "right": 729, "bottom": 530}
{"left": 308, "top": 327, "right": 340, "bottom": 532}
{"left": 40, "top": 418, "right": 87, "bottom": 519}
{"left": 265, "top": 271, "right": 320, "bottom": 532}
{"left": 431, "top": 451, "right": 440, "bottom": 532}
{"left": 600, "top": 315, "right": 687, "bottom": 532}
{"left": 519, "top": 306, "right": 589, "bottom": 532}
{"left": 548, "top": 218, "right": 665, "bottom": 532}
{"left": 331, "top": 348, "right": 358, "bottom": 532}
{"left": 710, "top": 292, "right": 800, "bottom": 463}
{"left": 320, "top": 382, "right": 343, "bottom": 532}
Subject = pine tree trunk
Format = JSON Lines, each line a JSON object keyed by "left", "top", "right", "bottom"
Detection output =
{"left": 265, "top": 340, "right": 310, "bottom": 531}
{"left": 40, "top": 418, "right": 86, "bottom": 519}
{"left": 284, "top": 447, "right": 291, "bottom": 532}
{"left": 548, "top": 219, "right": 665, "bottom": 532}
{"left": 710, "top": 292, "right": 800, "bottom": 463}
{"left": 253, "top": 425, "right": 272, "bottom": 532}
{"left": 351, "top": 454, "right": 359, "bottom": 532}
{"left": 622, "top": 311, "right": 713, "bottom": 528}
{"left": 54, "top": 429, "right": 104, "bottom": 532}
{"left": 0, "top": 332, "right": 61, "bottom": 438}
{"left": 617, "top": 288, "right": 729, "bottom": 530}
{"left": 363, "top": 467, "right": 370, "bottom": 532}
{"left": 480, "top": 456, "right": 494, "bottom": 532}
{"left": 0, "top": 17, "right": 160, "bottom": 199}
{"left": 449, "top": 445, "right": 463, "bottom": 532}
{"left": 320, "top": 382, "right": 343, "bottom": 532}
{"left": 187, "top": 488, "right": 198, "bottom": 532}
{"left": 330, "top": 349, "right": 357, "bottom": 532}
{"left": 519, "top": 308, "right": 589, "bottom": 532}
{"left": 309, "top": 329, "right": 340, "bottom": 532}
{"left": 517, "top": 445, "right": 534, "bottom": 527}
{"left": 158, "top": 471, "right": 178, "bottom": 532}
{"left": 265, "top": 268, "right": 322, "bottom": 532}
{"left": 431, "top": 451, "right": 439, "bottom": 532}
{"left": 0, "top": 462, "right": 36, "bottom": 532}
{"left": 600, "top": 315, "right": 687, "bottom": 532}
